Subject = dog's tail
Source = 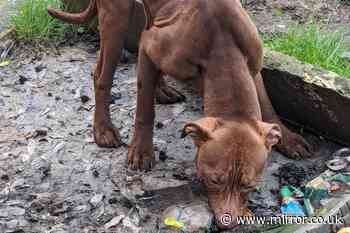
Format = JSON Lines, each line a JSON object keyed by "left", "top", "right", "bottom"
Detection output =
{"left": 47, "top": 0, "right": 97, "bottom": 24}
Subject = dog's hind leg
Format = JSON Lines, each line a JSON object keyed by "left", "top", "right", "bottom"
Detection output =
{"left": 255, "top": 73, "right": 313, "bottom": 159}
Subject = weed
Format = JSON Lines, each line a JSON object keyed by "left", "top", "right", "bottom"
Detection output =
{"left": 10, "top": 0, "right": 72, "bottom": 42}
{"left": 265, "top": 22, "right": 350, "bottom": 79}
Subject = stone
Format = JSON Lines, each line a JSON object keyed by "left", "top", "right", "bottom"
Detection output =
{"left": 73, "top": 205, "right": 90, "bottom": 213}
{"left": 74, "top": 85, "right": 91, "bottom": 104}
{"left": 122, "top": 216, "right": 142, "bottom": 233}
{"left": 91, "top": 205, "right": 105, "bottom": 220}
{"left": 89, "top": 194, "right": 104, "bottom": 207}
{"left": 104, "top": 215, "right": 125, "bottom": 229}
{"left": 158, "top": 150, "right": 168, "bottom": 162}
{"left": 18, "top": 75, "right": 28, "bottom": 85}
{"left": 34, "top": 64, "right": 46, "bottom": 73}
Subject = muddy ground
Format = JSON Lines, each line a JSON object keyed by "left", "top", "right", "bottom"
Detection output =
{"left": 0, "top": 0, "right": 349, "bottom": 233}
{"left": 0, "top": 42, "right": 341, "bottom": 233}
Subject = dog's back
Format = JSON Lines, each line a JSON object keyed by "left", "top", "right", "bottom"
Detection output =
{"left": 142, "top": 0, "right": 262, "bottom": 79}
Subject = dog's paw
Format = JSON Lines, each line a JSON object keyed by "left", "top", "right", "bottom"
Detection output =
{"left": 127, "top": 138, "right": 155, "bottom": 171}
{"left": 94, "top": 122, "right": 122, "bottom": 148}
{"left": 276, "top": 128, "right": 313, "bottom": 160}
{"left": 155, "top": 83, "right": 185, "bottom": 104}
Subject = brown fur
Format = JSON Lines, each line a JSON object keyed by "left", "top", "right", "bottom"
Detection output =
{"left": 48, "top": 0, "right": 185, "bottom": 148}
{"left": 128, "top": 0, "right": 312, "bottom": 228}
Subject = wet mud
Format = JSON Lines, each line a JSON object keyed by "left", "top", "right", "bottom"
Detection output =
{"left": 0, "top": 42, "right": 342, "bottom": 232}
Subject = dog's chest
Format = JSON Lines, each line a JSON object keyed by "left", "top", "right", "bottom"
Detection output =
{"left": 145, "top": 14, "right": 211, "bottom": 79}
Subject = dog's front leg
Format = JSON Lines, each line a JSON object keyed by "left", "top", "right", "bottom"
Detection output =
{"left": 128, "top": 48, "right": 159, "bottom": 171}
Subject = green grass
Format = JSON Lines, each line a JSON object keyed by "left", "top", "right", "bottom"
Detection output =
{"left": 10, "top": 0, "right": 72, "bottom": 42}
{"left": 265, "top": 22, "right": 350, "bottom": 79}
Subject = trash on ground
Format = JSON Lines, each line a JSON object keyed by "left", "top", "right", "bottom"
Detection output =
{"left": 279, "top": 148, "right": 350, "bottom": 218}
{"left": 326, "top": 148, "right": 350, "bottom": 171}
{"left": 280, "top": 186, "right": 305, "bottom": 216}
{"left": 162, "top": 202, "right": 214, "bottom": 232}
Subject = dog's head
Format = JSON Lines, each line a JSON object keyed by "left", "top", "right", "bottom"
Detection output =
{"left": 182, "top": 117, "right": 281, "bottom": 229}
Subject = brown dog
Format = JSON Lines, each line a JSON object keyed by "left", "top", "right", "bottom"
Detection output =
{"left": 48, "top": 0, "right": 311, "bottom": 160}
{"left": 48, "top": 0, "right": 185, "bottom": 148}
{"left": 49, "top": 0, "right": 312, "bottom": 229}
{"left": 127, "top": 0, "right": 312, "bottom": 228}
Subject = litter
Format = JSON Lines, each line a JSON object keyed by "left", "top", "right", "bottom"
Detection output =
{"left": 280, "top": 186, "right": 305, "bottom": 216}
{"left": 326, "top": 148, "right": 350, "bottom": 171}
{"left": 164, "top": 217, "right": 185, "bottom": 230}
{"left": 162, "top": 203, "right": 214, "bottom": 232}
{"left": 279, "top": 150, "right": 350, "bottom": 218}
{"left": 326, "top": 158, "right": 347, "bottom": 171}
{"left": 329, "top": 173, "right": 350, "bottom": 183}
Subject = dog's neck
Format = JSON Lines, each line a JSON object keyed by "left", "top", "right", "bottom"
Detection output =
{"left": 203, "top": 69, "right": 262, "bottom": 121}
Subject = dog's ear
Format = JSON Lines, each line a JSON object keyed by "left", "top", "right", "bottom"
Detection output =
{"left": 182, "top": 117, "right": 222, "bottom": 146}
{"left": 258, "top": 122, "right": 282, "bottom": 151}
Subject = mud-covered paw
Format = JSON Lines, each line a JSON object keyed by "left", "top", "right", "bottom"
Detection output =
{"left": 155, "top": 83, "right": 185, "bottom": 104}
{"left": 93, "top": 123, "right": 122, "bottom": 148}
{"left": 276, "top": 129, "right": 313, "bottom": 160}
{"left": 127, "top": 138, "right": 155, "bottom": 171}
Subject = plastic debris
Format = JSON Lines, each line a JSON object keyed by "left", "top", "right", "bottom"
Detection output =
{"left": 329, "top": 182, "right": 341, "bottom": 192}
{"left": 164, "top": 217, "right": 185, "bottom": 230}
{"left": 303, "top": 197, "right": 315, "bottom": 216}
{"left": 306, "top": 176, "right": 330, "bottom": 190}
{"left": 162, "top": 202, "right": 214, "bottom": 232}
{"left": 326, "top": 158, "right": 347, "bottom": 171}
{"left": 280, "top": 186, "right": 305, "bottom": 217}
{"left": 304, "top": 176, "right": 329, "bottom": 212}
{"left": 326, "top": 148, "right": 350, "bottom": 171}
{"left": 281, "top": 201, "right": 305, "bottom": 217}
{"left": 281, "top": 186, "right": 304, "bottom": 198}
{"left": 329, "top": 174, "right": 350, "bottom": 183}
